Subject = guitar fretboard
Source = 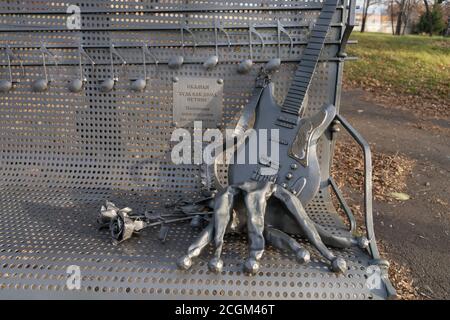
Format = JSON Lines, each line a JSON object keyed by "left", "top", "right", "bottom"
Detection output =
{"left": 281, "top": 0, "right": 340, "bottom": 116}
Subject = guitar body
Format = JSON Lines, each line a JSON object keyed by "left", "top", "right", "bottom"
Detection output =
{"left": 228, "top": 82, "right": 336, "bottom": 234}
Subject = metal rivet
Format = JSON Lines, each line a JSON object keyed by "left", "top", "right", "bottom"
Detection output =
{"left": 217, "top": 78, "right": 224, "bottom": 85}
{"left": 172, "top": 77, "right": 179, "bottom": 83}
{"left": 286, "top": 173, "right": 293, "bottom": 180}
{"left": 291, "top": 164, "right": 298, "bottom": 170}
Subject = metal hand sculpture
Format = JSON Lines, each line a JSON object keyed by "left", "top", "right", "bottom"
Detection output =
{"left": 177, "top": 76, "right": 369, "bottom": 275}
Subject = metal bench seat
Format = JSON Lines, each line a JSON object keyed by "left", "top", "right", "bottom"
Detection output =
{"left": 0, "top": 186, "right": 387, "bottom": 299}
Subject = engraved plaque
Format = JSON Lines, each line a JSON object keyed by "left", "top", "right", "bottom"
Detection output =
{"left": 173, "top": 77, "right": 223, "bottom": 128}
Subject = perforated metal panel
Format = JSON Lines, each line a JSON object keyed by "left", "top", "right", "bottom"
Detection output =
{"left": 0, "top": 0, "right": 389, "bottom": 299}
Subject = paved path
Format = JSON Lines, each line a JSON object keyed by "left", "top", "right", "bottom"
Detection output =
{"left": 341, "top": 89, "right": 450, "bottom": 299}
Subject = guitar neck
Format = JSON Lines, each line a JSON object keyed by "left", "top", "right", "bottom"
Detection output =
{"left": 281, "top": 0, "right": 340, "bottom": 117}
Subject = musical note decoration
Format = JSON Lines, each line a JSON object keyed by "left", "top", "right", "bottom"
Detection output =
{"left": 68, "top": 45, "right": 95, "bottom": 93}
{"left": 238, "top": 23, "right": 265, "bottom": 74}
{"left": 130, "top": 44, "right": 159, "bottom": 92}
{"left": 203, "top": 19, "right": 231, "bottom": 71}
{"left": 32, "top": 44, "right": 58, "bottom": 92}
{"left": 263, "top": 20, "right": 293, "bottom": 73}
{"left": 168, "top": 24, "right": 197, "bottom": 70}
{"left": 99, "top": 44, "right": 127, "bottom": 93}
{"left": 0, "top": 46, "right": 22, "bottom": 93}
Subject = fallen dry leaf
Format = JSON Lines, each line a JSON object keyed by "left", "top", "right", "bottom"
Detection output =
{"left": 390, "top": 192, "right": 411, "bottom": 201}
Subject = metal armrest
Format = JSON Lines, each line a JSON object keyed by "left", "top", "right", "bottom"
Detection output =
{"left": 332, "top": 114, "right": 380, "bottom": 260}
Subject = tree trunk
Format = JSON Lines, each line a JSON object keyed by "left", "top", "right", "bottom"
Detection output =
{"left": 395, "top": 10, "right": 403, "bottom": 34}
{"left": 395, "top": 0, "right": 407, "bottom": 35}
{"left": 390, "top": 0, "right": 396, "bottom": 35}
{"left": 361, "top": 0, "right": 370, "bottom": 33}
{"left": 361, "top": 13, "right": 367, "bottom": 32}
{"left": 423, "top": 0, "right": 433, "bottom": 36}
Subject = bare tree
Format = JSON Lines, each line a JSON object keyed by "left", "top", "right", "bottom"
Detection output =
{"left": 388, "top": 0, "right": 422, "bottom": 34}
{"left": 361, "top": 0, "right": 377, "bottom": 32}
{"left": 395, "top": 0, "right": 407, "bottom": 34}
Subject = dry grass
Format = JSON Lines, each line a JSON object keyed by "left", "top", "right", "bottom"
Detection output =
{"left": 332, "top": 141, "right": 416, "bottom": 202}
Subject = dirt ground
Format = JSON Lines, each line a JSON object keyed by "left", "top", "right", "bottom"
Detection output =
{"left": 340, "top": 89, "right": 450, "bottom": 300}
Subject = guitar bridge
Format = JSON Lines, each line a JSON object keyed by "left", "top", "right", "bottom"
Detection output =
{"left": 251, "top": 157, "right": 279, "bottom": 182}
{"left": 251, "top": 169, "right": 278, "bottom": 183}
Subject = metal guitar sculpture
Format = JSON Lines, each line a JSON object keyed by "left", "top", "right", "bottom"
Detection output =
{"left": 178, "top": 0, "right": 368, "bottom": 275}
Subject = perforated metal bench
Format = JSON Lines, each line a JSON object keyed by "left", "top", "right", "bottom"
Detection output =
{"left": 0, "top": 0, "right": 395, "bottom": 299}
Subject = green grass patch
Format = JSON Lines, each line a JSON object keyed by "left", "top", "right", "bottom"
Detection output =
{"left": 344, "top": 32, "right": 450, "bottom": 101}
